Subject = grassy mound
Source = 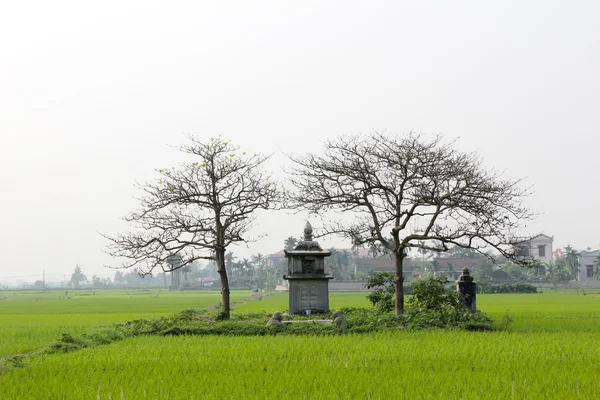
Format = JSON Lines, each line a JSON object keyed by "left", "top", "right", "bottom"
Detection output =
{"left": 44, "top": 306, "right": 492, "bottom": 353}
{"left": 1, "top": 305, "right": 492, "bottom": 375}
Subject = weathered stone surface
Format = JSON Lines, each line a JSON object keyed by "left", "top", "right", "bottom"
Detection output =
{"left": 456, "top": 267, "right": 477, "bottom": 312}
{"left": 266, "top": 311, "right": 283, "bottom": 326}
{"left": 293, "top": 222, "right": 323, "bottom": 251}
{"left": 332, "top": 310, "right": 347, "bottom": 328}
{"left": 282, "top": 320, "right": 333, "bottom": 325}
{"left": 283, "top": 222, "right": 333, "bottom": 314}
{"left": 287, "top": 279, "right": 331, "bottom": 314}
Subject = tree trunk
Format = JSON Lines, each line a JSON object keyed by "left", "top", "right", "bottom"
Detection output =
{"left": 394, "top": 251, "right": 405, "bottom": 316}
{"left": 216, "top": 249, "right": 231, "bottom": 319}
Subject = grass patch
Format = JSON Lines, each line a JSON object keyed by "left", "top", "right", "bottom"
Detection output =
{"left": 1, "top": 289, "right": 600, "bottom": 398}
{"left": 2, "top": 331, "right": 599, "bottom": 399}
{"left": 0, "top": 289, "right": 249, "bottom": 356}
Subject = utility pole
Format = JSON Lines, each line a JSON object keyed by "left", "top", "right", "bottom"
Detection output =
{"left": 42, "top": 270, "right": 45, "bottom": 290}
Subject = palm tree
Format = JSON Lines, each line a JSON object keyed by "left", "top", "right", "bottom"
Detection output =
{"left": 284, "top": 236, "right": 298, "bottom": 251}
{"left": 181, "top": 265, "right": 191, "bottom": 283}
{"left": 563, "top": 245, "right": 580, "bottom": 280}
{"left": 252, "top": 253, "right": 265, "bottom": 271}
{"left": 225, "top": 252, "right": 236, "bottom": 279}
{"left": 242, "top": 258, "right": 253, "bottom": 277}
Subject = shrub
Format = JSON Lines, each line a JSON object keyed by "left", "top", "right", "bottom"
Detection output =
{"left": 0, "top": 355, "right": 26, "bottom": 375}
{"left": 47, "top": 333, "right": 90, "bottom": 354}
{"left": 477, "top": 282, "right": 538, "bottom": 294}
{"left": 365, "top": 272, "right": 396, "bottom": 312}
{"left": 365, "top": 272, "right": 413, "bottom": 312}
{"left": 84, "top": 329, "right": 124, "bottom": 345}
{"left": 399, "top": 308, "right": 492, "bottom": 330}
{"left": 408, "top": 276, "right": 463, "bottom": 311}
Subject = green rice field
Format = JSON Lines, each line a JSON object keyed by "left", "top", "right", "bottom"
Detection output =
{"left": 0, "top": 290, "right": 250, "bottom": 357}
{"left": 1, "top": 289, "right": 599, "bottom": 399}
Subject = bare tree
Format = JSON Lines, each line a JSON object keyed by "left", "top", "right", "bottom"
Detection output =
{"left": 104, "top": 136, "right": 280, "bottom": 319}
{"left": 288, "top": 132, "right": 534, "bottom": 315}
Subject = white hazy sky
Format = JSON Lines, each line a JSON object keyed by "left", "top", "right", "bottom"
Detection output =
{"left": 1, "top": 1, "right": 599, "bottom": 282}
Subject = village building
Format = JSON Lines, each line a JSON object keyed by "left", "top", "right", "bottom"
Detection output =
{"left": 513, "top": 234, "right": 554, "bottom": 262}
{"left": 577, "top": 249, "right": 599, "bottom": 281}
{"left": 428, "top": 257, "right": 485, "bottom": 281}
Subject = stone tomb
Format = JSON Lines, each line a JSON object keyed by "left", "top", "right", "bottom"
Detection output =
{"left": 283, "top": 222, "right": 333, "bottom": 314}
{"left": 456, "top": 267, "right": 477, "bottom": 312}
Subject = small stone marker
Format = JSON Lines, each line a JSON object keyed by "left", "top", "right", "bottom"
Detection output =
{"left": 332, "top": 310, "right": 347, "bottom": 328}
{"left": 266, "top": 311, "right": 283, "bottom": 326}
{"left": 456, "top": 268, "right": 477, "bottom": 312}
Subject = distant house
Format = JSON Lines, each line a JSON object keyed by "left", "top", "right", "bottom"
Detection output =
{"left": 489, "top": 269, "right": 510, "bottom": 282}
{"left": 577, "top": 249, "right": 599, "bottom": 281}
{"left": 265, "top": 250, "right": 286, "bottom": 269}
{"left": 430, "top": 257, "right": 486, "bottom": 281}
{"left": 513, "top": 234, "right": 554, "bottom": 263}
{"left": 357, "top": 256, "right": 415, "bottom": 281}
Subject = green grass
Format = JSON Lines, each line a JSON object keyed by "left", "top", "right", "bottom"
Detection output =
{"left": 234, "top": 291, "right": 371, "bottom": 313}
{"left": 1, "top": 289, "right": 600, "bottom": 399}
{"left": 2, "top": 331, "right": 598, "bottom": 399}
{"left": 0, "top": 289, "right": 249, "bottom": 356}
{"left": 478, "top": 291, "right": 600, "bottom": 331}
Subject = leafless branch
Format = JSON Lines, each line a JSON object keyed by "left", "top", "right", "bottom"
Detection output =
{"left": 287, "top": 131, "right": 536, "bottom": 314}
{"left": 103, "top": 136, "right": 282, "bottom": 318}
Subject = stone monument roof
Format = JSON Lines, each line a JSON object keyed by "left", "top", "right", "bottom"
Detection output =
{"left": 293, "top": 221, "right": 324, "bottom": 251}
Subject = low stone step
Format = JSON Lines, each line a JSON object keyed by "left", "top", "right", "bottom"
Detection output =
{"left": 282, "top": 320, "right": 333, "bottom": 325}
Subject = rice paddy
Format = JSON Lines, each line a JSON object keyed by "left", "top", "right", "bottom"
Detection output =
{"left": 1, "top": 289, "right": 599, "bottom": 399}
{"left": 0, "top": 290, "right": 246, "bottom": 356}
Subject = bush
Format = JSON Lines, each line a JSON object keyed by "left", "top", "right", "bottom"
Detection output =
{"left": 477, "top": 282, "right": 538, "bottom": 294}
{"left": 399, "top": 308, "right": 492, "bottom": 330}
{"left": 0, "top": 355, "right": 26, "bottom": 375}
{"left": 365, "top": 272, "right": 395, "bottom": 312}
{"left": 365, "top": 272, "right": 413, "bottom": 312}
{"left": 362, "top": 275, "right": 493, "bottom": 331}
{"left": 47, "top": 333, "right": 90, "bottom": 354}
{"left": 84, "top": 329, "right": 124, "bottom": 345}
{"left": 408, "top": 277, "right": 463, "bottom": 311}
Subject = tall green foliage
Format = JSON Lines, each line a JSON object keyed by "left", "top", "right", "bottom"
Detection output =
{"left": 546, "top": 246, "right": 581, "bottom": 285}
{"left": 283, "top": 237, "right": 298, "bottom": 251}
{"left": 70, "top": 265, "right": 87, "bottom": 288}
{"left": 366, "top": 274, "right": 464, "bottom": 312}
{"left": 408, "top": 277, "right": 462, "bottom": 311}
{"left": 326, "top": 248, "right": 351, "bottom": 280}
{"left": 365, "top": 272, "right": 396, "bottom": 312}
